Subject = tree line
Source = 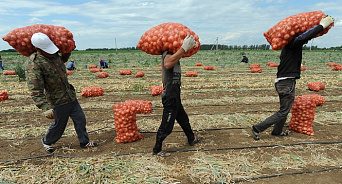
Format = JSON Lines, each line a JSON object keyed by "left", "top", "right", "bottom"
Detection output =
{"left": 1, "top": 45, "right": 342, "bottom": 53}
{"left": 199, "top": 44, "right": 342, "bottom": 51}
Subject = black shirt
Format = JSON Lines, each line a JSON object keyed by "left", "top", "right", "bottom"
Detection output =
{"left": 277, "top": 25, "right": 324, "bottom": 79}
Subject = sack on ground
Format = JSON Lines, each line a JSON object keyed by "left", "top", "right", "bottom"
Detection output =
{"left": 81, "top": 86, "right": 104, "bottom": 97}
{"left": 289, "top": 96, "right": 316, "bottom": 136}
{"left": 113, "top": 103, "right": 143, "bottom": 143}
{"left": 150, "top": 85, "right": 163, "bottom": 96}
{"left": 0, "top": 91, "right": 9, "bottom": 102}
{"left": 124, "top": 100, "right": 152, "bottom": 114}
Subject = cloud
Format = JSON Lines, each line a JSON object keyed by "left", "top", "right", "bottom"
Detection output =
{"left": 223, "top": 32, "right": 243, "bottom": 42}
{"left": 335, "top": 20, "right": 342, "bottom": 26}
{"left": 28, "top": 17, "right": 43, "bottom": 24}
{"left": 1, "top": 0, "right": 342, "bottom": 51}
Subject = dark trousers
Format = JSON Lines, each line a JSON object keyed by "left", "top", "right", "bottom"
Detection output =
{"left": 43, "top": 99, "right": 90, "bottom": 145}
{"left": 254, "top": 79, "right": 296, "bottom": 135}
{"left": 153, "top": 96, "right": 195, "bottom": 153}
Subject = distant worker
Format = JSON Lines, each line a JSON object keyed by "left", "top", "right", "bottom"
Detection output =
{"left": 0, "top": 55, "right": 4, "bottom": 70}
{"left": 241, "top": 55, "right": 249, "bottom": 63}
{"left": 66, "top": 60, "right": 76, "bottom": 70}
{"left": 99, "top": 59, "right": 109, "bottom": 68}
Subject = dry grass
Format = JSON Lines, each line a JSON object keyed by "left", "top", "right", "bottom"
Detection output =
{"left": 0, "top": 50, "right": 341, "bottom": 183}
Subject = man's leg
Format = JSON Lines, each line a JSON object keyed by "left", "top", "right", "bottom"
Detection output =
{"left": 69, "top": 99, "right": 90, "bottom": 145}
{"left": 175, "top": 99, "right": 195, "bottom": 144}
{"left": 44, "top": 103, "right": 71, "bottom": 145}
{"left": 253, "top": 79, "right": 296, "bottom": 134}
{"left": 271, "top": 79, "right": 296, "bottom": 135}
{"left": 153, "top": 98, "right": 178, "bottom": 154}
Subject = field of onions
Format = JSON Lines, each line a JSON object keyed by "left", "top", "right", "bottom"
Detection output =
{"left": 0, "top": 50, "right": 341, "bottom": 183}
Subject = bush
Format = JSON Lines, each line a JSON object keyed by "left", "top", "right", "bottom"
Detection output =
{"left": 14, "top": 64, "right": 26, "bottom": 82}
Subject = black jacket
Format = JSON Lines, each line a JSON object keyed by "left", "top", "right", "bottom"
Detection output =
{"left": 277, "top": 25, "right": 324, "bottom": 79}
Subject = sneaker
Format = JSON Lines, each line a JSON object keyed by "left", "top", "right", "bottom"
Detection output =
{"left": 271, "top": 130, "right": 290, "bottom": 136}
{"left": 189, "top": 136, "right": 203, "bottom": 146}
{"left": 251, "top": 126, "right": 260, "bottom": 140}
{"left": 80, "top": 141, "right": 98, "bottom": 148}
{"left": 41, "top": 138, "right": 55, "bottom": 153}
{"left": 152, "top": 150, "right": 171, "bottom": 157}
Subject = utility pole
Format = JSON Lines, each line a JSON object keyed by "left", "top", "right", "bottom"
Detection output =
{"left": 211, "top": 37, "right": 219, "bottom": 50}
{"left": 310, "top": 39, "right": 314, "bottom": 51}
{"left": 115, "top": 38, "right": 118, "bottom": 52}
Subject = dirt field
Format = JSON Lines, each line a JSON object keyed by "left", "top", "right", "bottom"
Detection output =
{"left": 0, "top": 50, "right": 341, "bottom": 183}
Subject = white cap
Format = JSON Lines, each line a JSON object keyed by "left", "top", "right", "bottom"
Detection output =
{"left": 31, "top": 32, "right": 59, "bottom": 54}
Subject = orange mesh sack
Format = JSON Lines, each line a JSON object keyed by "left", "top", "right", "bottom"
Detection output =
{"left": 204, "top": 66, "right": 214, "bottom": 70}
{"left": 2, "top": 24, "right": 76, "bottom": 57}
{"left": 301, "top": 94, "right": 326, "bottom": 106}
{"left": 185, "top": 71, "right": 198, "bottom": 77}
{"left": 124, "top": 100, "right": 152, "bottom": 114}
{"left": 66, "top": 70, "right": 73, "bottom": 75}
{"left": 326, "top": 62, "right": 339, "bottom": 67}
{"left": 119, "top": 70, "right": 132, "bottom": 75}
{"left": 113, "top": 103, "right": 143, "bottom": 143}
{"left": 266, "top": 62, "right": 279, "bottom": 67}
{"left": 331, "top": 64, "right": 342, "bottom": 71}
{"left": 150, "top": 85, "right": 163, "bottom": 96}
{"left": 97, "top": 72, "right": 109, "bottom": 78}
{"left": 249, "top": 63, "right": 260, "bottom": 69}
{"left": 137, "top": 22, "right": 200, "bottom": 57}
{"left": 88, "top": 65, "right": 97, "bottom": 68}
{"left": 307, "top": 81, "right": 325, "bottom": 91}
{"left": 81, "top": 87, "right": 104, "bottom": 97}
{"left": 289, "top": 96, "right": 316, "bottom": 136}
{"left": 90, "top": 68, "right": 102, "bottom": 73}
{"left": 0, "top": 91, "right": 9, "bottom": 102}
{"left": 264, "top": 10, "right": 333, "bottom": 50}
{"left": 251, "top": 68, "right": 263, "bottom": 73}
{"left": 135, "top": 71, "right": 145, "bottom": 77}
{"left": 3, "top": 70, "right": 16, "bottom": 75}
{"left": 300, "top": 65, "right": 306, "bottom": 71}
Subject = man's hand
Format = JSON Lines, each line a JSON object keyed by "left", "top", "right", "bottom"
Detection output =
{"left": 43, "top": 109, "right": 55, "bottom": 119}
{"left": 181, "top": 35, "right": 196, "bottom": 52}
{"left": 320, "top": 15, "right": 334, "bottom": 29}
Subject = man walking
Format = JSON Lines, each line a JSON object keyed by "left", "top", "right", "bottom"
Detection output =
{"left": 251, "top": 16, "right": 334, "bottom": 140}
{"left": 26, "top": 32, "right": 98, "bottom": 153}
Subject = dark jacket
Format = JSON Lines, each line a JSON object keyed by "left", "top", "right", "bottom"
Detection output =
{"left": 277, "top": 25, "right": 324, "bottom": 79}
{"left": 25, "top": 52, "right": 75, "bottom": 110}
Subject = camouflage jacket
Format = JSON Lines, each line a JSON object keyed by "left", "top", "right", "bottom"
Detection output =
{"left": 25, "top": 52, "right": 76, "bottom": 111}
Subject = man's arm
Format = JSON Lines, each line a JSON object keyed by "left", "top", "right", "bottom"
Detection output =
{"left": 26, "top": 60, "right": 51, "bottom": 111}
{"left": 288, "top": 25, "right": 324, "bottom": 48}
{"left": 164, "top": 35, "right": 196, "bottom": 69}
{"left": 61, "top": 53, "right": 71, "bottom": 63}
{"left": 164, "top": 48, "right": 186, "bottom": 69}
{"left": 288, "top": 15, "right": 334, "bottom": 48}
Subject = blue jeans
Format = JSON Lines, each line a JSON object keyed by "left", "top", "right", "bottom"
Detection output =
{"left": 254, "top": 78, "right": 296, "bottom": 135}
{"left": 42, "top": 99, "right": 90, "bottom": 145}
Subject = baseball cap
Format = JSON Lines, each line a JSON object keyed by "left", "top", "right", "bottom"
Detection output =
{"left": 31, "top": 32, "right": 59, "bottom": 54}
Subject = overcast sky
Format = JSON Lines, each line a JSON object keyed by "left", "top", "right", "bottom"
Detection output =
{"left": 0, "top": 0, "right": 341, "bottom": 51}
